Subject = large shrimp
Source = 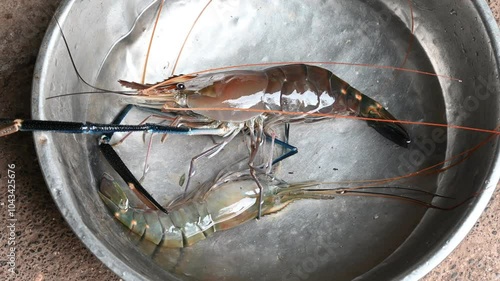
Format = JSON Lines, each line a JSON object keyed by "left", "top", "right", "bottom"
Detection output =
{"left": 121, "top": 64, "right": 410, "bottom": 148}
{"left": 99, "top": 166, "right": 463, "bottom": 249}
{"left": 119, "top": 64, "right": 411, "bottom": 217}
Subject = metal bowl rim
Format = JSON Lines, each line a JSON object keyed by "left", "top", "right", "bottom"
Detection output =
{"left": 31, "top": 1, "right": 500, "bottom": 280}
{"left": 403, "top": 1, "right": 500, "bottom": 279}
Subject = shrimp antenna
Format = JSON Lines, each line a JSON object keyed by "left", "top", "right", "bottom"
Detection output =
{"left": 340, "top": 186, "right": 455, "bottom": 200}
{"left": 340, "top": 189, "right": 477, "bottom": 210}
{"left": 48, "top": 16, "right": 136, "bottom": 100}
{"left": 45, "top": 90, "right": 138, "bottom": 100}
{"left": 304, "top": 187, "right": 476, "bottom": 210}
{"left": 141, "top": 0, "right": 165, "bottom": 83}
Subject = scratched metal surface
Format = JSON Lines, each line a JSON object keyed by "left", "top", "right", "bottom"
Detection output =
{"left": 30, "top": 0, "right": 500, "bottom": 280}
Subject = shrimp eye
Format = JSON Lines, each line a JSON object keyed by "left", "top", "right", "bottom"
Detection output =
{"left": 176, "top": 83, "right": 185, "bottom": 90}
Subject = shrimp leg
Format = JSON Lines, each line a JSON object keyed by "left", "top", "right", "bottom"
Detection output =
{"left": 104, "top": 104, "right": 297, "bottom": 188}
{"left": 183, "top": 127, "right": 241, "bottom": 193}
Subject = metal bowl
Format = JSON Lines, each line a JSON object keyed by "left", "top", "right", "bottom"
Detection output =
{"left": 33, "top": 0, "right": 500, "bottom": 280}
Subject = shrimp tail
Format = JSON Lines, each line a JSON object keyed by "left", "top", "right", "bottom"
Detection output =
{"left": 98, "top": 175, "right": 132, "bottom": 224}
{"left": 356, "top": 93, "right": 411, "bottom": 148}
{"left": 98, "top": 176, "right": 185, "bottom": 248}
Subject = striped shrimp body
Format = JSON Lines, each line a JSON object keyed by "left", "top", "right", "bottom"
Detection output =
{"left": 121, "top": 64, "right": 411, "bottom": 147}
{"left": 99, "top": 171, "right": 320, "bottom": 248}
{"left": 99, "top": 166, "right": 462, "bottom": 248}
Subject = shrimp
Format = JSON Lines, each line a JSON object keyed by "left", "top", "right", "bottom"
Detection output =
{"left": 119, "top": 64, "right": 411, "bottom": 217}
{"left": 121, "top": 64, "right": 411, "bottom": 147}
{"left": 99, "top": 166, "right": 463, "bottom": 249}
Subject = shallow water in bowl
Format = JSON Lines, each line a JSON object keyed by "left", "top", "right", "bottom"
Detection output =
{"left": 86, "top": 0, "right": 450, "bottom": 280}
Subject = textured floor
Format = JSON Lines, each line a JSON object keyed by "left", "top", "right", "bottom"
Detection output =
{"left": 0, "top": 1, "right": 498, "bottom": 280}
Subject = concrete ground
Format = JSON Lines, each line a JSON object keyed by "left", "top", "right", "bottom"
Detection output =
{"left": 0, "top": 1, "right": 498, "bottom": 280}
